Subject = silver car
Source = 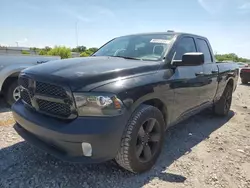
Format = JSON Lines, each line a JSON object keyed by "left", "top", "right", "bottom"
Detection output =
{"left": 0, "top": 54, "right": 60, "bottom": 105}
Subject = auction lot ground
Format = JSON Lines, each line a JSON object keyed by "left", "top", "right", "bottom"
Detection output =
{"left": 0, "top": 81, "right": 250, "bottom": 188}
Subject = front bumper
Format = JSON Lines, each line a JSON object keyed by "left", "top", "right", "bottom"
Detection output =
{"left": 12, "top": 100, "right": 128, "bottom": 163}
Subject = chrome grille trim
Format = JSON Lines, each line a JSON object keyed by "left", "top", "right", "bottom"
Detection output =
{"left": 18, "top": 74, "right": 77, "bottom": 119}
{"left": 19, "top": 77, "right": 29, "bottom": 89}
{"left": 20, "top": 89, "right": 32, "bottom": 106}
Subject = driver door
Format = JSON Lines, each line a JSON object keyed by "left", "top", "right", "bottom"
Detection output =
{"left": 170, "top": 36, "right": 205, "bottom": 121}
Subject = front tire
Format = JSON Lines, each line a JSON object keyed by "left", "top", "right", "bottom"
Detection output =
{"left": 4, "top": 80, "right": 20, "bottom": 106}
{"left": 115, "top": 105, "right": 165, "bottom": 173}
{"left": 213, "top": 84, "right": 233, "bottom": 116}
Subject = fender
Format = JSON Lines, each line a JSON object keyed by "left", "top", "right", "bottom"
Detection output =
{"left": 226, "top": 77, "right": 236, "bottom": 89}
{"left": 92, "top": 69, "right": 175, "bottom": 125}
{"left": 124, "top": 94, "right": 170, "bottom": 127}
{"left": 227, "top": 70, "right": 239, "bottom": 91}
{"left": 0, "top": 63, "right": 34, "bottom": 92}
{"left": 213, "top": 63, "right": 238, "bottom": 102}
{"left": 224, "top": 68, "right": 238, "bottom": 92}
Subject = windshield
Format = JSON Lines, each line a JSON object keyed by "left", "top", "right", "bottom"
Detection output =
{"left": 93, "top": 34, "right": 175, "bottom": 61}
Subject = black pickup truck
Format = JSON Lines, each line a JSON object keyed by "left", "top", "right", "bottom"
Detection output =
{"left": 12, "top": 32, "right": 239, "bottom": 173}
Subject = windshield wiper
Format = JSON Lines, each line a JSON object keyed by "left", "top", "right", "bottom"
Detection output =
{"left": 111, "top": 55, "right": 142, "bottom": 60}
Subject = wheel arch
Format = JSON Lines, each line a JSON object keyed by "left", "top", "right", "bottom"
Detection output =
{"left": 225, "top": 77, "right": 236, "bottom": 93}
{"left": 126, "top": 95, "right": 169, "bottom": 128}
{"left": 142, "top": 98, "right": 168, "bottom": 128}
{"left": 0, "top": 63, "right": 33, "bottom": 92}
{"left": 1, "top": 72, "right": 20, "bottom": 94}
{"left": 226, "top": 78, "right": 234, "bottom": 88}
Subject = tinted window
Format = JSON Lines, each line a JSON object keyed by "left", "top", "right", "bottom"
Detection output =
{"left": 94, "top": 34, "right": 175, "bottom": 61}
{"left": 174, "top": 37, "right": 196, "bottom": 60}
{"left": 196, "top": 39, "right": 212, "bottom": 62}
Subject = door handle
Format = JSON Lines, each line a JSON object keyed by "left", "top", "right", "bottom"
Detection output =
{"left": 211, "top": 70, "right": 219, "bottom": 74}
{"left": 195, "top": 72, "right": 204, "bottom": 76}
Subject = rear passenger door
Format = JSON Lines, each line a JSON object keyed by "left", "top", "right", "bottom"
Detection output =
{"left": 195, "top": 38, "right": 218, "bottom": 104}
{"left": 170, "top": 36, "right": 205, "bottom": 121}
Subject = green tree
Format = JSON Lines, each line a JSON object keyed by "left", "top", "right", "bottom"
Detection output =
{"left": 47, "top": 46, "right": 72, "bottom": 59}
{"left": 30, "top": 47, "right": 40, "bottom": 51}
{"left": 88, "top": 47, "right": 98, "bottom": 53}
{"left": 21, "top": 50, "right": 30, "bottom": 55}
{"left": 79, "top": 47, "right": 98, "bottom": 57}
{"left": 29, "top": 47, "right": 40, "bottom": 54}
{"left": 38, "top": 46, "right": 52, "bottom": 56}
{"left": 72, "top": 46, "right": 87, "bottom": 53}
{"left": 44, "top": 46, "right": 52, "bottom": 52}
{"left": 80, "top": 49, "right": 95, "bottom": 57}
{"left": 39, "top": 50, "right": 48, "bottom": 55}
{"left": 215, "top": 53, "right": 250, "bottom": 63}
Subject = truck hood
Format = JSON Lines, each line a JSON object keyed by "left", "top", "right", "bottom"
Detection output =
{"left": 24, "top": 56, "right": 160, "bottom": 91}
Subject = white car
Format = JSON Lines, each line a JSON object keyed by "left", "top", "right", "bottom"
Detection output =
{"left": 0, "top": 54, "right": 60, "bottom": 105}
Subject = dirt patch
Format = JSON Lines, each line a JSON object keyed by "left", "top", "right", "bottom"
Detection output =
{"left": 0, "top": 99, "right": 14, "bottom": 126}
{"left": 0, "top": 112, "right": 15, "bottom": 126}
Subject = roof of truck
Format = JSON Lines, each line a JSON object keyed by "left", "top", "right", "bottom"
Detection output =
{"left": 120, "top": 32, "right": 206, "bottom": 39}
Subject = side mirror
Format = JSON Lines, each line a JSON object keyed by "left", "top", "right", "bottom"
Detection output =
{"left": 173, "top": 52, "right": 204, "bottom": 66}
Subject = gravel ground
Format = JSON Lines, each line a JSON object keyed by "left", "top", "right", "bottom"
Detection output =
{"left": 0, "top": 99, "right": 15, "bottom": 126}
{"left": 0, "top": 82, "right": 250, "bottom": 188}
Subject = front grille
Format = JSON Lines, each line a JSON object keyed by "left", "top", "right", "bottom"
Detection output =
{"left": 36, "top": 82, "right": 67, "bottom": 98}
{"left": 19, "top": 77, "right": 29, "bottom": 89}
{"left": 19, "top": 75, "right": 75, "bottom": 119}
{"left": 37, "top": 99, "right": 71, "bottom": 117}
{"left": 20, "top": 90, "right": 32, "bottom": 106}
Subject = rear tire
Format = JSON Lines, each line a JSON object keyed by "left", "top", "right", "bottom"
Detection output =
{"left": 241, "top": 79, "right": 248, "bottom": 84}
{"left": 213, "top": 84, "right": 233, "bottom": 116}
{"left": 4, "top": 80, "right": 20, "bottom": 106}
{"left": 115, "top": 104, "right": 165, "bottom": 173}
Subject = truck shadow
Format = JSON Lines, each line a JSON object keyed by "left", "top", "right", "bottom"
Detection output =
{"left": 0, "top": 109, "right": 234, "bottom": 188}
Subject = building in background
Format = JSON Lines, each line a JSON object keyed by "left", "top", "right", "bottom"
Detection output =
{"left": 0, "top": 46, "right": 37, "bottom": 55}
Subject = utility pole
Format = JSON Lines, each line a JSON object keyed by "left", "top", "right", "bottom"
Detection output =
{"left": 75, "top": 21, "right": 79, "bottom": 47}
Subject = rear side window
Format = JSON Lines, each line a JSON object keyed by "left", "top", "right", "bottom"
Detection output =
{"left": 196, "top": 39, "right": 213, "bottom": 63}
{"left": 174, "top": 37, "right": 196, "bottom": 60}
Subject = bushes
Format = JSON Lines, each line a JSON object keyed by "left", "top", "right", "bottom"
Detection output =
{"left": 80, "top": 49, "right": 94, "bottom": 57}
{"left": 72, "top": 46, "right": 87, "bottom": 53}
{"left": 39, "top": 50, "right": 48, "bottom": 55}
{"left": 38, "top": 46, "right": 98, "bottom": 59}
{"left": 38, "top": 46, "right": 71, "bottom": 59}
{"left": 215, "top": 53, "right": 250, "bottom": 63}
{"left": 47, "top": 46, "right": 72, "bottom": 59}
{"left": 80, "top": 48, "right": 98, "bottom": 57}
{"left": 21, "top": 50, "right": 30, "bottom": 55}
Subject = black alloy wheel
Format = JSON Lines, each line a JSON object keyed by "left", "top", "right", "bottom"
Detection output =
{"left": 213, "top": 84, "right": 233, "bottom": 116}
{"left": 115, "top": 104, "right": 165, "bottom": 173}
{"left": 136, "top": 118, "right": 161, "bottom": 162}
{"left": 224, "top": 87, "right": 232, "bottom": 113}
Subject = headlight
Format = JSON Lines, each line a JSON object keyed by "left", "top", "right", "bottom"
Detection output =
{"left": 73, "top": 92, "right": 124, "bottom": 116}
